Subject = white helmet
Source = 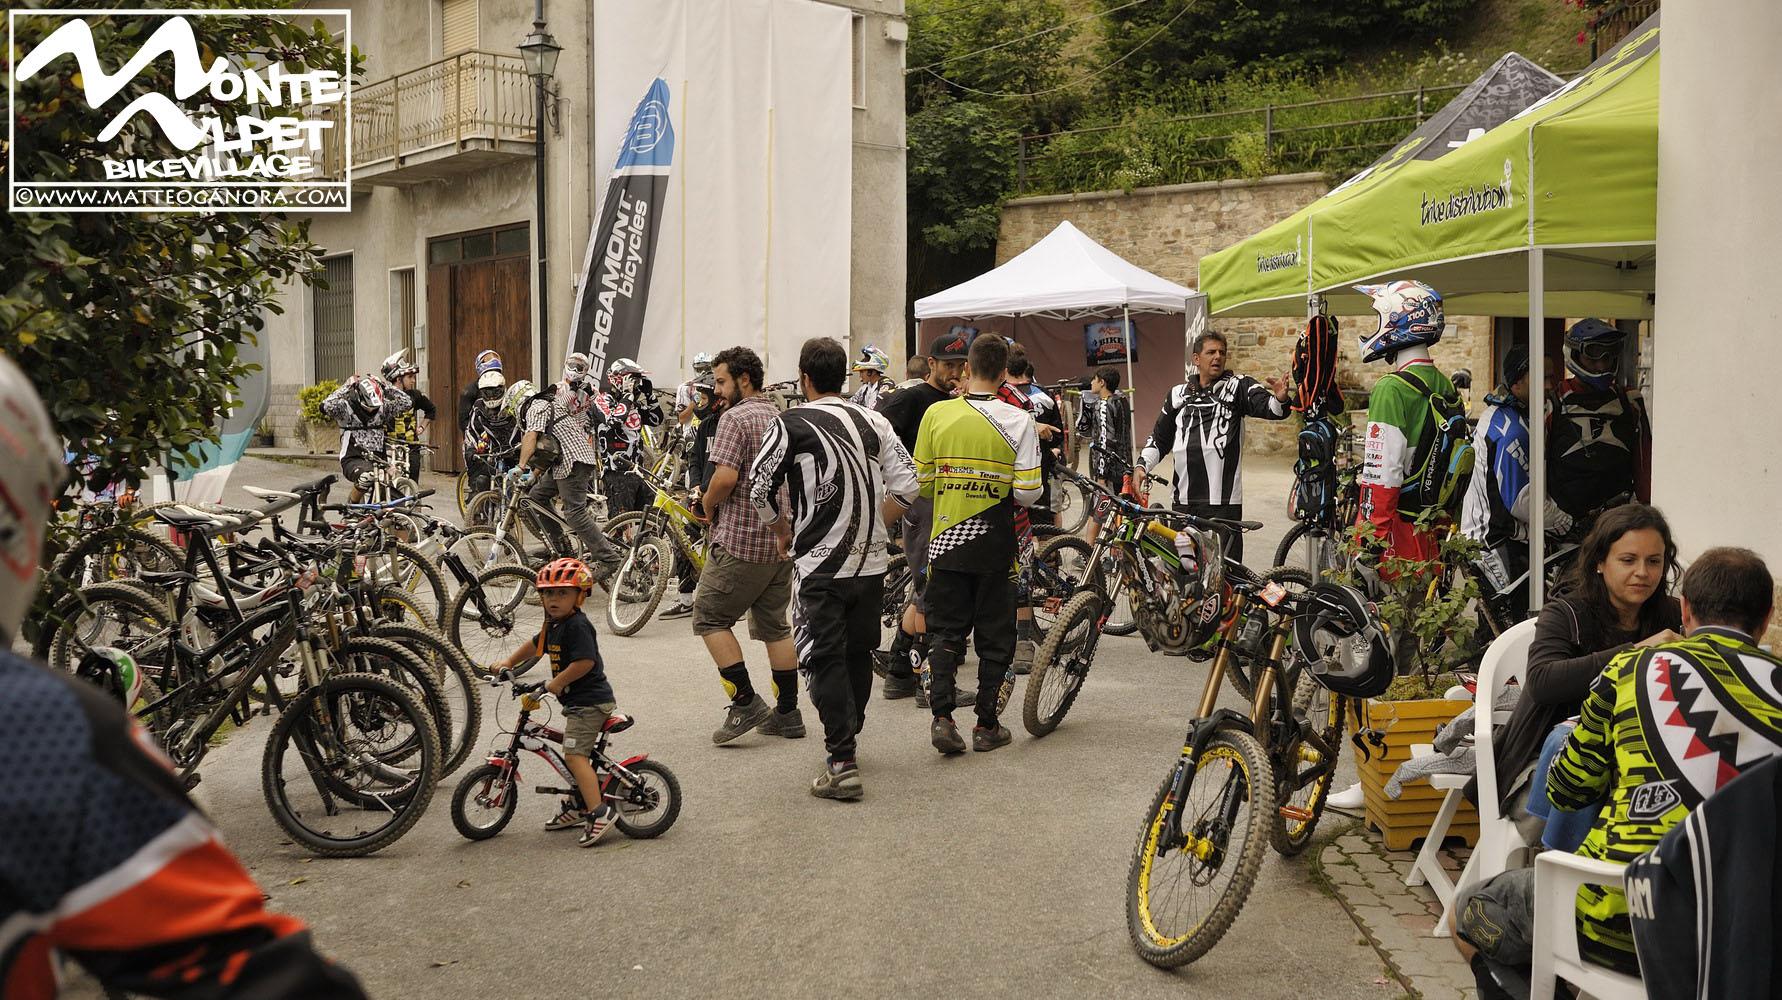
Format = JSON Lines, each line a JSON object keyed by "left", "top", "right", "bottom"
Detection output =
{"left": 380, "top": 348, "right": 419, "bottom": 381}
{"left": 476, "top": 369, "right": 507, "bottom": 407}
{"left": 563, "top": 352, "right": 593, "bottom": 388}
{"left": 691, "top": 352, "right": 714, "bottom": 375}
{"left": 0, "top": 353, "right": 68, "bottom": 642}
{"left": 502, "top": 379, "right": 538, "bottom": 419}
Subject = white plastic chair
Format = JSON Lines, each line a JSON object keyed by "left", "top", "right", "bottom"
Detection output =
{"left": 1529, "top": 851, "right": 1645, "bottom": 1000}
{"left": 1405, "top": 616, "right": 1538, "bottom": 934}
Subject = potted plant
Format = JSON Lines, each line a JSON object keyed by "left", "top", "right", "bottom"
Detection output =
{"left": 1332, "top": 519, "right": 1486, "bottom": 850}
{"left": 296, "top": 380, "right": 340, "bottom": 455}
{"left": 252, "top": 417, "right": 275, "bottom": 449}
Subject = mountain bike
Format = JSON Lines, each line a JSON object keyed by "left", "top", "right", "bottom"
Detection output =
{"left": 465, "top": 468, "right": 609, "bottom": 567}
{"left": 1124, "top": 563, "right": 1366, "bottom": 967}
{"left": 601, "top": 456, "right": 694, "bottom": 635}
{"left": 451, "top": 673, "right": 682, "bottom": 841}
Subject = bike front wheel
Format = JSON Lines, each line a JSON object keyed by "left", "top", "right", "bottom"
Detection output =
{"left": 260, "top": 671, "right": 440, "bottom": 858}
{"left": 1126, "top": 728, "right": 1275, "bottom": 968}
{"left": 607, "top": 535, "right": 674, "bottom": 636}
{"left": 1272, "top": 521, "right": 1341, "bottom": 581}
{"left": 445, "top": 565, "right": 546, "bottom": 676}
{"left": 1023, "top": 588, "right": 1102, "bottom": 737}
{"left": 450, "top": 762, "right": 519, "bottom": 841}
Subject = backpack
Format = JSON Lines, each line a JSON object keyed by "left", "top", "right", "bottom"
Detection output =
{"left": 524, "top": 388, "right": 575, "bottom": 471}
{"left": 1292, "top": 415, "right": 1340, "bottom": 524}
{"left": 1386, "top": 369, "right": 1474, "bottom": 517}
{"left": 1292, "top": 315, "right": 1340, "bottom": 420}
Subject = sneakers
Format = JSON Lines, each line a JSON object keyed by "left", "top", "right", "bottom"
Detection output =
{"left": 881, "top": 673, "right": 921, "bottom": 700}
{"left": 579, "top": 803, "right": 618, "bottom": 848}
{"left": 1327, "top": 781, "right": 1365, "bottom": 811}
{"left": 544, "top": 798, "right": 583, "bottom": 831}
{"left": 712, "top": 694, "right": 773, "bottom": 745}
{"left": 811, "top": 760, "right": 864, "bottom": 801}
{"left": 658, "top": 596, "right": 694, "bottom": 620}
{"left": 931, "top": 716, "right": 966, "bottom": 755}
{"left": 1013, "top": 639, "right": 1036, "bottom": 675}
{"left": 757, "top": 706, "right": 807, "bottom": 739}
{"left": 972, "top": 724, "right": 1012, "bottom": 752}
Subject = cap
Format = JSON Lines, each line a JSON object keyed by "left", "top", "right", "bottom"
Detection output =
{"left": 927, "top": 332, "right": 971, "bottom": 360}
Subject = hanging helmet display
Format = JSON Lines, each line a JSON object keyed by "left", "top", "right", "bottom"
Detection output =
{"left": 1354, "top": 280, "right": 1445, "bottom": 363}
{"left": 1294, "top": 583, "right": 1395, "bottom": 698}
{"left": 380, "top": 349, "right": 419, "bottom": 382}
{"left": 502, "top": 379, "right": 538, "bottom": 419}
{"left": 852, "top": 345, "right": 891, "bottom": 374}
{"left": 691, "top": 352, "right": 714, "bottom": 374}
{"left": 475, "top": 349, "right": 503, "bottom": 376}
{"left": 1562, "top": 318, "right": 1625, "bottom": 391}
{"left": 0, "top": 353, "right": 68, "bottom": 641}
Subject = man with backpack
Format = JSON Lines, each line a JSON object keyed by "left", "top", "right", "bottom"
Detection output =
{"left": 1548, "top": 318, "right": 1651, "bottom": 519}
{"left": 1352, "top": 280, "right": 1471, "bottom": 567}
{"left": 1461, "top": 345, "right": 1573, "bottom": 612}
{"left": 1137, "top": 330, "right": 1290, "bottom": 561}
{"left": 515, "top": 352, "right": 625, "bottom": 585}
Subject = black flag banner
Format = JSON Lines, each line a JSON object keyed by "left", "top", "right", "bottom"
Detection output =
{"left": 569, "top": 77, "right": 674, "bottom": 383}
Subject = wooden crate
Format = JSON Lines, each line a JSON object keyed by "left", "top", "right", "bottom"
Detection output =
{"left": 1358, "top": 697, "right": 1480, "bottom": 851}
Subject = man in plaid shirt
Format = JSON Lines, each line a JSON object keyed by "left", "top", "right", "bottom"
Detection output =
{"left": 515, "top": 352, "right": 624, "bottom": 582}
{"left": 695, "top": 346, "right": 802, "bottom": 745}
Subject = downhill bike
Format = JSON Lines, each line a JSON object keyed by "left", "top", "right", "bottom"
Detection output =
{"left": 450, "top": 673, "right": 682, "bottom": 842}
{"left": 601, "top": 456, "right": 697, "bottom": 636}
{"left": 1125, "top": 564, "right": 1368, "bottom": 968}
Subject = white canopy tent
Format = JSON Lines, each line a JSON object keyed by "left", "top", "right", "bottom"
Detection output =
{"left": 914, "top": 221, "right": 1208, "bottom": 466}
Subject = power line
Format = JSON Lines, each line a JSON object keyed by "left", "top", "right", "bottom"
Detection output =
{"left": 917, "top": 0, "right": 1200, "bottom": 100}
{"left": 905, "top": 0, "right": 1157, "bottom": 74}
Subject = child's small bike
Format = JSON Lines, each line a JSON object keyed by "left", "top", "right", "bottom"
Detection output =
{"left": 449, "top": 673, "right": 682, "bottom": 842}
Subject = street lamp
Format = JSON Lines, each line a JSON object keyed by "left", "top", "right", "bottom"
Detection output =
{"left": 519, "top": 10, "right": 561, "bottom": 383}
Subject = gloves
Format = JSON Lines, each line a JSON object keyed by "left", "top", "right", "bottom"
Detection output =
{"left": 520, "top": 693, "right": 545, "bottom": 712}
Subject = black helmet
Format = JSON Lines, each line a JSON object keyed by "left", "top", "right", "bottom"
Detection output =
{"left": 1294, "top": 583, "right": 1394, "bottom": 698}
{"left": 1499, "top": 345, "right": 1530, "bottom": 387}
{"left": 1563, "top": 318, "right": 1625, "bottom": 390}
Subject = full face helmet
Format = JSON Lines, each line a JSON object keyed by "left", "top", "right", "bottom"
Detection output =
{"left": 476, "top": 369, "right": 507, "bottom": 408}
{"left": 502, "top": 379, "right": 538, "bottom": 420}
{"left": 475, "top": 349, "right": 503, "bottom": 376}
{"left": 609, "top": 357, "right": 648, "bottom": 395}
{"left": 563, "top": 353, "right": 593, "bottom": 390}
{"left": 1562, "top": 318, "right": 1626, "bottom": 391}
{"left": 380, "top": 349, "right": 419, "bottom": 382}
{"left": 1172, "top": 526, "right": 1228, "bottom": 649}
{"left": 0, "top": 353, "right": 67, "bottom": 642}
{"left": 852, "top": 345, "right": 891, "bottom": 375}
{"left": 1294, "top": 582, "right": 1395, "bottom": 698}
{"left": 691, "top": 352, "right": 714, "bottom": 375}
{"left": 1354, "top": 280, "right": 1445, "bottom": 364}
{"left": 351, "top": 375, "right": 386, "bottom": 416}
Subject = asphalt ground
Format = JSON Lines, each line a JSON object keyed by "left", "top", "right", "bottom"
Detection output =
{"left": 61, "top": 453, "right": 1398, "bottom": 1000}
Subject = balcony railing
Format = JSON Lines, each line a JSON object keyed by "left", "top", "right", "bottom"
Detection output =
{"left": 305, "top": 50, "right": 535, "bottom": 181}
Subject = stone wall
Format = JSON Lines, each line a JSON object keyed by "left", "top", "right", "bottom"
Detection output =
{"left": 998, "top": 174, "right": 1495, "bottom": 454}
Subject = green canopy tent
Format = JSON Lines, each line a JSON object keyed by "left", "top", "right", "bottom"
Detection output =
{"left": 1198, "top": 16, "right": 1661, "bottom": 605}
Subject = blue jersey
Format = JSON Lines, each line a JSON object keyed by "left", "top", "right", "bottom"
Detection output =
{"left": 1461, "top": 394, "right": 1570, "bottom": 547}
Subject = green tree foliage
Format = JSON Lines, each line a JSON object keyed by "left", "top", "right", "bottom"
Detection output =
{"left": 0, "top": 4, "right": 355, "bottom": 493}
{"left": 1096, "top": 0, "right": 1474, "bottom": 100}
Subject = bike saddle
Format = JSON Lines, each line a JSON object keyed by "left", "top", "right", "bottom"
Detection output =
{"left": 244, "top": 486, "right": 300, "bottom": 502}
{"left": 602, "top": 713, "right": 635, "bottom": 734}
{"left": 138, "top": 570, "right": 199, "bottom": 587}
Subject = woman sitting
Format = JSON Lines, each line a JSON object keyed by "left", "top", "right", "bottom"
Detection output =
{"left": 1492, "top": 503, "right": 1681, "bottom": 846}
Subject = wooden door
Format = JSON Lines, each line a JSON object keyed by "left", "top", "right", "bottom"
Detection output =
{"left": 426, "top": 253, "right": 531, "bottom": 473}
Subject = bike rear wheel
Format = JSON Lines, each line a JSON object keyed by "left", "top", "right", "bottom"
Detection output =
{"left": 610, "top": 758, "right": 682, "bottom": 839}
{"left": 607, "top": 535, "right": 674, "bottom": 636}
{"left": 1048, "top": 471, "right": 1091, "bottom": 534}
{"left": 260, "top": 671, "right": 439, "bottom": 858}
{"left": 1022, "top": 589, "right": 1102, "bottom": 737}
{"left": 447, "top": 527, "right": 525, "bottom": 574}
{"left": 1033, "top": 535, "right": 1091, "bottom": 641}
{"left": 1126, "top": 728, "right": 1274, "bottom": 968}
{"left": 1272, "top": 521, "right": 1341, "bottom": 581}
{"left": 1272, "top": 674, "right": 1346, "bottom": 857}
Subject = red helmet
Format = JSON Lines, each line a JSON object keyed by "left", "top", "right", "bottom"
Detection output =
{"left": 536, "top": 558, "right": 593, "bottom": 594}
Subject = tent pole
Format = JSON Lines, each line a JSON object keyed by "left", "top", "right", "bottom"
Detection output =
{"left": 1528, "top": 247, "right": 1546, "bottom": 611}
{"left": 1123, "top": 304, "right": 1139, "bottom": 474}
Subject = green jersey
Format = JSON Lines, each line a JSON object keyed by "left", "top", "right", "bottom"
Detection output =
{"left": 912, "top": 393, "right": 1042, "bottom": 575}
{"left": 1547, "top": 628, "right": 1782, "bottom": 972}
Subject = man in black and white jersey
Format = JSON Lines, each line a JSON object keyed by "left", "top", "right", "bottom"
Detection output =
{"left": 751, "top": 337, "right": 919, "bottom": 801}
{"left": 1138, "top": 330, "right": 1289, "bottom": 560}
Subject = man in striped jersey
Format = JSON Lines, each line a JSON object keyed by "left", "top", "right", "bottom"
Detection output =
{"left": 751, "top": 338, "right": 919, "bottom": 800}
{"left": 1138, "top": 330, "right": 1289, "bottom": 561}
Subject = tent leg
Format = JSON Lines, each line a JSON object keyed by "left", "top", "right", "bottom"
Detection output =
{"left": 1529, "top": 248, "right": 1546, "bottom": 611}
{"left": 1123, "top": 304, "right": 1139, "bottom": 476}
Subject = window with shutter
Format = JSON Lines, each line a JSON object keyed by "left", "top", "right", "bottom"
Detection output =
{"left": 442, "top": 0, "right": 478, "bottom": 55}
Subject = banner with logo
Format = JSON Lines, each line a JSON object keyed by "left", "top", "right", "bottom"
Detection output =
{"left": 568, "top": 79, "right": 675, "bottom": 384}
{"left": 591, "top": 0, "right": 852, "bottom": 384}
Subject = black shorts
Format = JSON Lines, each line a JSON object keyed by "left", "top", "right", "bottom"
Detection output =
{"left": 341, "top": 454, "right": 377, "bottom": 487}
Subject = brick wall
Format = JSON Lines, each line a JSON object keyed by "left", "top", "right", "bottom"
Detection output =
{"left": 999, "top": 174, "right": 1495, "bottom": 454}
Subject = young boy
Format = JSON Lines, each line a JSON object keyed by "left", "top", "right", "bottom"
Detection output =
{"left": 489, "top": 558, "right": 620, "bottom": 847}
{"left": 1074, "top": 366, "right": 1131, "bottom": 544}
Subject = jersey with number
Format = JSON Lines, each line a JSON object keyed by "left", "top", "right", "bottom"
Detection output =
{"left": 1545, "top": 628, "right": 1782, "bottom": 973}
{"left": 913, "top": 394, "right": 1042, "bottom": 575}
{"left": 750, "top": 397, "right": 919, "bottom": 580}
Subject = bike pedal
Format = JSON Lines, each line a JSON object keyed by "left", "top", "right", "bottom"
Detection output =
{"left": 535, "top": 785, "right": 576, "bottom": 796}
{"left": 1277, "top": 804, "right": 1314, "bottom": 822}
